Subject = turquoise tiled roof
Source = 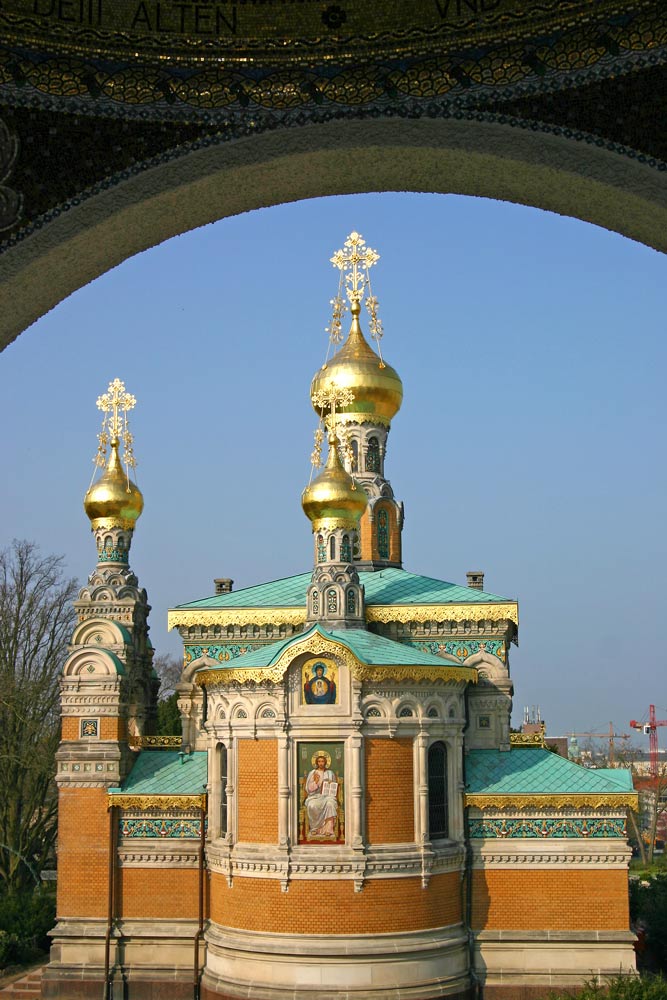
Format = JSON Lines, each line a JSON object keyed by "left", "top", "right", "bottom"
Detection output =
{"left": 174, "top": 567, "right": 513, "bottom": 611}
{"left": 196, "top": 624, "right": 473, "bottom": 672}
{"left": 110, "top": 751, "right": 208, "bottom": 796}
{"left": 466, "top": 748, "right": 634, "bottom": 796}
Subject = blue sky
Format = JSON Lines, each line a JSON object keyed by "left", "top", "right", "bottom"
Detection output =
{"left": 1, "top": 192, "right": 665, "bottom": 745}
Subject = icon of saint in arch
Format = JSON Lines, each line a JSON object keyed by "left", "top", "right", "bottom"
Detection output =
{"left": 303, "top": 660, "right": 336, "bottom": 705}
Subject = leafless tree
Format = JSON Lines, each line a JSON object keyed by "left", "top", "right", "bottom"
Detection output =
{"left": 0, "top": 541, "right": 76, "bottom": 890}
{"left": 153, "top": 653, "right": 182, "bottom": 700}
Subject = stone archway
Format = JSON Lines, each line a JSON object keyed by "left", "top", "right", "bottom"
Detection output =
{"left": 1, "top": 113, "right": 667, "bottom": 351}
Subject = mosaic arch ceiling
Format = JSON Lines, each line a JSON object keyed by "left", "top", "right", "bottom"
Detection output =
{"left": 1, "top": 0, "right": 667, "bottom": 345}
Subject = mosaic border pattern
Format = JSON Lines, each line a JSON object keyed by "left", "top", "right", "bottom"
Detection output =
{"left": 120, "top": 817, "right": 204, "bottom": 838}
{"left": 468, "top": 816, "right": 627, "bottom": 838}
{"left": 185, "top": 643, "right": 261, "bottom": 665}
{"left": 0, "top": 8, "right": 666, "bottom": 119}
{"left": 402, "top": 639, "right": 505, "bottom": 662}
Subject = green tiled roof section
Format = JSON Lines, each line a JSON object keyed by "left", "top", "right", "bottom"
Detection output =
{"left": 466, "top": 748, "right": 635, "bottom": 796}
{"left": 594, "top": 768, "right": 634, "bottom": 791}
{"left": 195, "top": 625, "right": 472, "bottom": 671}
{"left": 328, "top": 629, "right": 470, "bottom": 666}
{"left": 175, "top": 567, "right": 512, "bottom": 610}
{"left": 110, "top": 751, "right": 208, "bottom": 796}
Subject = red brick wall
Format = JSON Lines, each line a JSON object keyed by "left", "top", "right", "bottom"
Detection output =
{"left": 237, "top": 739, "right": 278, "bottom": 843}
{"left": 366, "top": 738, "right": 414, "bottom": 843}
{"left": 210, "top": 872, "right": 460, "bottom": 934}
{"left": 471, "top": 869, "right": 630, "bottom": 930}
{"left": 119, "top": 868, "right": 200, "bottom": 919}
{"left": 57, "top": 787, "right": 110, "bottom": 917}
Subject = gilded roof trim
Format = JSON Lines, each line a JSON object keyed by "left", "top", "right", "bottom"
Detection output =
{"left": 108, "top": 794, "right": 207, "bottom": 811}
{"left": 465, "top": 793, "right": 638, "bottom": 811}
{"left": 169, "top": 601, "right": 518, "bottom": 630}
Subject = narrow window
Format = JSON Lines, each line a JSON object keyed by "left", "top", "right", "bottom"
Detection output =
{"left": 317, "top": 534, "right": 326, "bottom": 563}
{"left": 341, "top": 534, "right": 351, "bottom": 562}
{"left": 366, "top": 436, "right": 380, "bottom": 473}
{"left": 346, "top": 588, "right": 356, "bottom": 615}
{"left": 218, "top": 744, "right": 228, "bottom": 837}
{"left": 377, "top": 508, "right": 389, "bottom": 559}
{"left": 327, "top": 589, "right": 338, "bottom": 613}
{"left": 350, "top": 439, "right": 359, "bottom": 472}
{"left": 329, "top": 535, "right": 336, "bottom": 560}
{"left": 428, "top": 742, "right": 448, "bottom": 840}
{"left": 312, "top": 590, "right": 319, "bottom": 615}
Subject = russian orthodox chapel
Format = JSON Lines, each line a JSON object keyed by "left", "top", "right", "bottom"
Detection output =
{"left": 47, "top": 235, "right": 637, "bottom": 1000}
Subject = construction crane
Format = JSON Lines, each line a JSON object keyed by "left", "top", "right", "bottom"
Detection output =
{"left": 630, "top": 705, "right": 667, "bottom": 778}
{"left": 566, "top": 722, "right": 631, "bottom": 763}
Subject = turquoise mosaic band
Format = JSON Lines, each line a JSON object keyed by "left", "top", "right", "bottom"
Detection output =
{"left": 184, "top": 643, "right": 261, "bottom": 665}
{"left": 468, "top": 817, "right": 627, "bottom": 839}
{"left": 402, "top": 639, "right": 505, "bottom": 662}
{"left": 120, "top": 818, "right": 204, "bottom": 838}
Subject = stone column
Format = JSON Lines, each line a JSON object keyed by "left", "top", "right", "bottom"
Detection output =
{"left": 348, "top": 732, "right": 364, "bottom": 849}
{"left": 278, "top": 733, "right": 290, "bottom": 849}
{"left": 416, "top": 732, "right": 429, "bottom": 845}
{"left": 450, "top": 730, "right": 465, "bottom": 842}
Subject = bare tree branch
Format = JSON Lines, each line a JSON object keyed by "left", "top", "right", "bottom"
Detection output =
{"left": 0, "top": 541, "right": 76, "bottom": 890}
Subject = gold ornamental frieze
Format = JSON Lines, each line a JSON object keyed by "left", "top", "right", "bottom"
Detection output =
{"left": 465, "top": 793, "right": 639, "bottom": 811}
{"left": 367, "top": 603, "right": 519, "bottom": 626}
{"left": 109, "top": 794, "right": 207, "bottom": 810}
{"left": 169, "top": 601, "right": 518, "bottom": 631}
{"left": 509, "top": 731, "right": 545, "bottom": 748}
{"left": 0, "top": 0, "right": 654, "bottom": 66}
{"left": 130, "top": 735, "right": 182, "bottom": 748}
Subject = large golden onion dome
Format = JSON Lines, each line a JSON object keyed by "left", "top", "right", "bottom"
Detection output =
{"left": 84, "top": 440, "right": 144, "bottom": 530}
{"left": 311, "top": 302, "right": 403, "bottom": 426}
{"left": 302, "top": 433, "right": 367, "bottom": 531}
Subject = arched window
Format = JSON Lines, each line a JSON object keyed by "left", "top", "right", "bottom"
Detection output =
{"left": 346, "top": 588, "right": 356, "bottom": 615}
{"left": 327, "top": 589, "right": 338, "bottom": 614}
{"left": 329, "top": 535, "right": 336, "bottom": 560}
{"left": 317, "top": 534, "right": 326, "bottom": 563}
{"left": 428, "top": 742, "right": 448, "bottom": 840}
{"left": 218, "top": 744, "right": 228, "bottom": 837}
{"left": 366, "top": 436, "right": 380, "bottom": 473}
{"left": 377, "top": 508, "right": 389, "bottom": 559}
{"left": 341, "top": 534, "right": 351, "bottom": 562}
{"left": 350, "top": 439, "right": 358, "bottom": 472}
{"left": 312, "top": 590, "right": 319, "bottom": 615}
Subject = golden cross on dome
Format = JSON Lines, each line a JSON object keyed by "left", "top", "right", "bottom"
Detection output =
{"left": 330, "top": 231, "right": 380, "bottom": 307}
{"left": 312, "top": 385, "right": 355, "bottom": 424}
{"left": 93, "top": 378, "right": 137, "bottom": 470}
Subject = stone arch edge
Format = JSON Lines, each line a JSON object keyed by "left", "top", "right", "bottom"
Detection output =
{"left": 2, "top": 114, "right": 667, "bottom": 351}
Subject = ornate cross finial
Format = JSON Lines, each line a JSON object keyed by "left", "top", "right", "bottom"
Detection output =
{"left": 312, "top": 385, "right": 355, "bottom": 427}
{"left": 330, "top": 231, "right": 380, "bottom": 307}
{"left": 94, "top": 378, "right": 137, "bottom": 471}
{"left": 308, "top": 385, "right": 355, "bottom": 480}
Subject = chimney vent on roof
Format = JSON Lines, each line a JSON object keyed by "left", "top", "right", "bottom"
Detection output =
{"left": 466, "top": 571, "right": 484, "bottom": 591}
{"left": 214, "top": 578, "right": 234, "bottom": 595}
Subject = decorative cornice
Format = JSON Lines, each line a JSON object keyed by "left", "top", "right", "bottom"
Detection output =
{"left": 368, "top": 603, "right": 519, "bottom": 626}
{"left": 168, "top": 608, "right": 305, "bottom": 629}
{"left": 170, "top": 601, "right": 518, "bottom": 631}
{"left": 465, "top": 793, "right": 638, "bottom": 811}
{"left": 353, "top": 664, "right": 476, "bottom": 685}
{"left": 109, "top": 794, "right": 206, "bottom": 811}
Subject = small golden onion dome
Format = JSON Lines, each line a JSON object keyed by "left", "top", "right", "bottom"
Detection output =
{"left": 311, "top": 302, "right": 403, "bottom": 426}
{"left": 302, "top": 434, "right": 367, "bottom": 531}
{"left": 84, "top": 440, "right": 144, "bottom": 530}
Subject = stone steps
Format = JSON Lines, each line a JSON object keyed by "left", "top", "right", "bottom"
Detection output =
{"left": 0, "top": 967, "right": 44, "bottom": 997}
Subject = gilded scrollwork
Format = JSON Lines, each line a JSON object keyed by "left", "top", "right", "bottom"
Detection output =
{"left": 465, "top": 793, "right": 639, "bottom": 811}
{"left": 109, "top": 794, "right": 207, "bottom": 811}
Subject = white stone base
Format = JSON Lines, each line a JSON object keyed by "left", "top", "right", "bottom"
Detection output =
{"left": 473, "top": 930, "right": 637, "bottom": 992}
{"left": 202, "top": 922, "right": 470, "bottom": 999}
